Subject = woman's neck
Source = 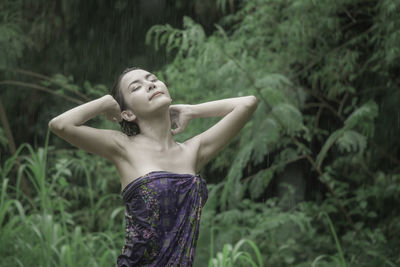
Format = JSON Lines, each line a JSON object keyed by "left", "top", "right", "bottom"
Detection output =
{"left": 135, "top": 109, "right": 176, "bottom": 151}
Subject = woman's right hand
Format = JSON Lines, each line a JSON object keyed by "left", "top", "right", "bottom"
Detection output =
{"left": 102, "top": 95, "right": 123, "bottom": 123}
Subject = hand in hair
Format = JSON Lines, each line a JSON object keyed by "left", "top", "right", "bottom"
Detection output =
{"left": 103, "top": 95, "right": 123, "bottom": 123}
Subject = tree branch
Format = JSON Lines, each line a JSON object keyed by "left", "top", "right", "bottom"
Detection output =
{"left": 0, "top": 80, "right": 84, "bottom": 104}
{"left": 12, "top": 69, "right": 90, "bottom": 101}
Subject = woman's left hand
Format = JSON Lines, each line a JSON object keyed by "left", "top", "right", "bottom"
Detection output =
{"left": 169, "top": 104, "right": 192, "bottom": 135}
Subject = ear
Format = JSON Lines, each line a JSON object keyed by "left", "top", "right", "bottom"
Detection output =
{"left": 121, "top": 110, "right": 136, "bottom": 122}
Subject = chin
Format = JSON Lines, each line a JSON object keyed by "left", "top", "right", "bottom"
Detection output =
{"left": 159, "top": 94, "right": 172, "bottom": 103}
{"left": 150, "top": 96, "right": 171, "bottom": 111}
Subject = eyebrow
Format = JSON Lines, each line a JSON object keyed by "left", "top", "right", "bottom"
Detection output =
{"left": 127, "top": 73, "right": 154, "bottom": 90}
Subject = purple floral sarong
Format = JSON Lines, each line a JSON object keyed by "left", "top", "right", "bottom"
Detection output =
{"left": 116, "top": 171, "right": 208, "bottom": 267}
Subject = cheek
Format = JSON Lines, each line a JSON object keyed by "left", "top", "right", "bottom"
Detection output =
{"left": 159, "top": 83, "right": 170, "bottom": 96}
{"left": 129, "top": 93, "right": 147, "bottom": 109}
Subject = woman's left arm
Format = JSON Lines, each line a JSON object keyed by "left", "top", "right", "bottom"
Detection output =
{"left": 173, "top": 96, "right": 258, "bottom": 170}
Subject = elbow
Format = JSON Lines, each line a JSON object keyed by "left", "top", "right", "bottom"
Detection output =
{"left": 48, "top": 118, "right": 64, "bottom": 132}
{"left": 244, "top": 95, "right": 258, "bottom": 110}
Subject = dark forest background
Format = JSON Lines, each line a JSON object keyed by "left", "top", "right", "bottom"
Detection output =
{"left": 1, "top": 0, "right": 399, "bottom": 266}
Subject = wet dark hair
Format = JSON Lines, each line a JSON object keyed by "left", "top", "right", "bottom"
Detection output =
{"left": 110, "top": 67, "right": 141, "bottom": 136}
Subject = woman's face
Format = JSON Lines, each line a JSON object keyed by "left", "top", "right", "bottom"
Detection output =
{"left": 119, "top": 69, "right": 172, "bottom": 119}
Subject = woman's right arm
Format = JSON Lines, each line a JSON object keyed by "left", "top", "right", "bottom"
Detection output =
{"left": 48, "top": 95, "right": 124, "bottom": 162}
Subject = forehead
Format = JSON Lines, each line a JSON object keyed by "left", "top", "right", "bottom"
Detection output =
{"left": 120, "top": 69, "right": 151, "bottom": 90}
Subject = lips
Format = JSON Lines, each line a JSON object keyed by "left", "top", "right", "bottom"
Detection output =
{"left": 150, "top": 91, "right": 163, "bottom": 100}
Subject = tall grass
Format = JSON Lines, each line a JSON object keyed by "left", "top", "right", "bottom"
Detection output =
{"left": 311, "top": 212, "right": 347, "bottom": 267}
{"left": 208, "top": 238, "right": 264, "bottom": 267}
{"left": 0, "top": 129, "right": 122, "bottom": 266}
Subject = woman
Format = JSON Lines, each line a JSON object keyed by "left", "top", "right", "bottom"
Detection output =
{"left": 48, "top": 67, "right": 258, "bottom": 266}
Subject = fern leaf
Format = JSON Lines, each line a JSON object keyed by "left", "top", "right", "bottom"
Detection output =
{"left": 220, "top": 142, "right": 254, "bottom": 210}
{"left": 249, "top": 169, "right": 274, "bottom": 200}
{"left": 251, "top": 114, "right": 281, "bottom": 164}
{"left": 336, "top": 130, "right": 367, "bottom": 154}
{"left": 271, "top": 103, "right": 304, "bottom": 134}
{"left": 316, "top": 129, "right": 345, "bottom": 168}
{"left": 344, "top": 100, "right": 378, "bottom": 137}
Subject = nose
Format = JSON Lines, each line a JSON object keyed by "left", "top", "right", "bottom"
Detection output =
{"left": 146, "top": 81, "right": 156, "bottom": 92}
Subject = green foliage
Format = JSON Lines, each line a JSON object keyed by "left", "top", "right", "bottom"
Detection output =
{"left": 336, "top": 130, "right": 366, "bottom": 154}
{"left": 39, "top": 73, "right": 109, "bottom": 100}
{"left": 248, "top": 169, "right": 274, "bottom": 200}
{"left": 343, "top": 100, "right": 378, "bottom": 137}
{"left": 146, "top": 0, "right": 400, "bottom": 265}
{"left": 312, "top": 212, "right": 347, "bottom": 267}
{"left": 0, "top": 129, "right": 124, "bottom": 266}
{"left": 208, "top": 238, "right": 264, "bottom": 267}
{"left": 316, "top": 100, "right": 378, "bottom": 168}
{"left": 1, "top": 0, "right": 400, "bottom": 266}
{"left": 146, "top": 16, "right": 206, "bottom": 55}
{"left": 0, "top": 0, "right": 31, "bottom": 69}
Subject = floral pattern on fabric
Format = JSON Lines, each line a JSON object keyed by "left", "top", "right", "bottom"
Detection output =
{"left": 117, "top": 171, "right": 208, "bottom": 267}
